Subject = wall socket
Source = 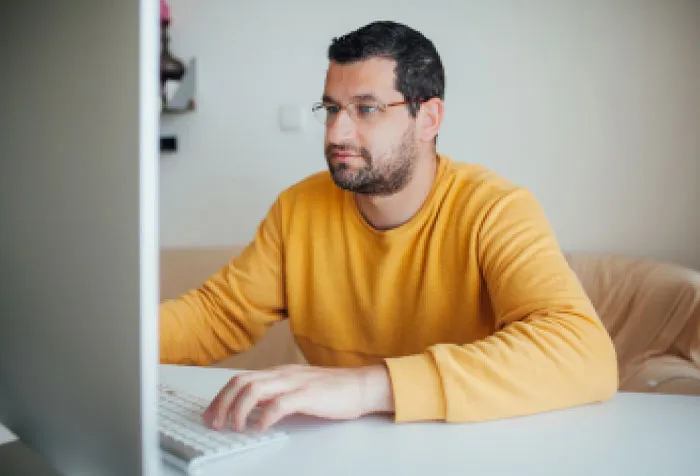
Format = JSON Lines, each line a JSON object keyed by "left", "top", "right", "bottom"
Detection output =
{"left": 278, "top": 104, "right": 306, "bottom": 132}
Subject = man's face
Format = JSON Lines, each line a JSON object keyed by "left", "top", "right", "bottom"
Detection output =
{"left": 322, "top": 58, "right": 419, "bottom": 195}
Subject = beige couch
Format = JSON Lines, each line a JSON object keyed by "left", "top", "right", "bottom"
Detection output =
{"left": 160, "top": 247, "right": 700, "bottom": 396}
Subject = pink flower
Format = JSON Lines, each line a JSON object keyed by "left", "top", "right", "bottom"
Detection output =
{"left": 160, "top": 0, "right": 170, "bottom": 22}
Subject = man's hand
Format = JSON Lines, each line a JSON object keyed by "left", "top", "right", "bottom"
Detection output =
{"left": 202, "top": 364, "right": 394, "bottom": 432}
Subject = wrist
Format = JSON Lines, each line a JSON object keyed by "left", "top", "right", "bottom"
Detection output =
{"left": 359, "top": 364, "right": 395, "bottom": 415}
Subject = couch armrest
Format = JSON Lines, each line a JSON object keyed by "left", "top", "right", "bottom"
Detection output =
{"left": 653, "top": 377, "right": 700, "bottom": 396}
{"left": 622, "top": 355, "right": 700, "bottom": 396}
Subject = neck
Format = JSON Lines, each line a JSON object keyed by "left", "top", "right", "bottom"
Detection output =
{"left": 355, "top": 151, "right": 439, "bottom": 231}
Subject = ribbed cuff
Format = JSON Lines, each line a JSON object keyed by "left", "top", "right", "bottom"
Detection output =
{"left": 384, "top": 353, "right": 446, "bottom": 422}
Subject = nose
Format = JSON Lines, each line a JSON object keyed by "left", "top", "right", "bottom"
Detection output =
{"left": 326, "top": 109, "right": 358, "bottom": 145}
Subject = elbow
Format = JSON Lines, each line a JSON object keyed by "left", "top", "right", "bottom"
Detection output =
{"left": 540, "top": 309, "right": 620, "bottom": 405}
{"left": 583, "top": 319, "right": 620, "bottom": 402}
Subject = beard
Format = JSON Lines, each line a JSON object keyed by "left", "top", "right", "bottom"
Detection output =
{"left": 324, "top": 127, "right": 418, "bottom": 196}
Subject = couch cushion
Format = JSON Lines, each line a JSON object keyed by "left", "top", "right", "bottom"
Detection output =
{"left": 565, "top": 252, "right": 700, "bottom": 391}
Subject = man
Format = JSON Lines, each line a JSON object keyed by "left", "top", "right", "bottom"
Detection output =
{"left": 160, "top": 21, "right": 618, "bottom": 433}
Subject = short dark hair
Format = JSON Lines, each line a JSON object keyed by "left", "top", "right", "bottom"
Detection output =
{"left": 328, "top": 21, "right": 445, "bottom": 117}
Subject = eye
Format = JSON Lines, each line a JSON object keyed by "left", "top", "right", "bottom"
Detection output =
{"left": 325, "top": 104, "right": 341, "bottom": 115}
{"left": 357, "top": 104, "right": 381, "bottom": 117}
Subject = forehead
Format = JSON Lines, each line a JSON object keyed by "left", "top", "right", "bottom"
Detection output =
{"left": 323, "top": 57, "right": 401, "bottom": 101}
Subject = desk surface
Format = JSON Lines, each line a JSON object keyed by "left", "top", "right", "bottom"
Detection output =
{"left": 159, "top": 364, "right": 700, "bottom": 476}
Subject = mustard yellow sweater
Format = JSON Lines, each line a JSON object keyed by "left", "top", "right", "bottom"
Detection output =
{"left": 160, "top": 154, "right": 618, "bottom": 423}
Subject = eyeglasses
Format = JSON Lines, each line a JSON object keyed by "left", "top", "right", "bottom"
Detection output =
{"left": 311, "top": 99, "right": 428, "bottom": 126}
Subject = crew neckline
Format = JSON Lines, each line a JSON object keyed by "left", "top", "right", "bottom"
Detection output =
{"left": 347, "top": 153, "right": 451, "bottom": 240}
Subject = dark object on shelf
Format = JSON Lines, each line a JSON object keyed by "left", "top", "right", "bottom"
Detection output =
{"left": 158, "top": 0, "right": 195, "bottom": 154}
{"left": 161, "top": 27, "right": 185, "bottom": 83}
{"left": 160, "top": 0, "right": 185, "bottom": 107}
{"left": 160, "top": 136, "right": 177, "bottom": 153}
{"left": 162, "top": 58, "right": 196, "bottom": 113}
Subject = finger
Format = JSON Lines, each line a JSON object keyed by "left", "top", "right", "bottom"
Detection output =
{"left": 204, "top": 371, "right": 254, "bottom": 414}
{"left": 230, "top": 377, "right": 303, "bottom": 432}
{"left": 210, "top": 371, "right": 274, "bottom": 428}
{"left": 205, "top": 370, "right": 276, "bottom": 429}
{"left": 205, "top": 366, "right": 314, "bottom": 429}
{"left": 203, "top": 375, "right": 246, "bottom": 426}
{"left": 203, "top": 376, "right": 238, "bottom": 423}
{"left": 203, "top": 383, "right": 228, "bottom": 424}
{"left": 256, "top": 389, "right": 309, "bottom": 431}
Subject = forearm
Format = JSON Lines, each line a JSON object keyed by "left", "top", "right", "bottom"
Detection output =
{"left": 159, "top": 293, "right": 252, "bottom": 366}
{"left": 160, "top": 283, "right": 286, "bottom": 366}
{"left": 385, "top": 308, "right": 618, "bottom": 423}
{"left": 160, "top": 198, "right": 287, "bottom": 366}
{"left": 360, "top": 364, "right": 395, "bottom": 415}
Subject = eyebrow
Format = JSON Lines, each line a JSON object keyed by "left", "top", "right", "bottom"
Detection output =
{"left": 351, "top": 94, "right": 380, "bottom": 102}
{"left": 321, "top": 93, "right": 381, "bottom": 104}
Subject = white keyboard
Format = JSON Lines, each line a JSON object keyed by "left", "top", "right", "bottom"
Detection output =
{"left": 158, "top": 383, "right": 288, "bottom": 475}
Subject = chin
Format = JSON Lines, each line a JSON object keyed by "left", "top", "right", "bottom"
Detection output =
{"left": 330, "top": 168, "right": 353, "bottom": 183}
{"left": 328, "top": 162, "right": 354, "bottom": 178}
{"left": 329, "top": 170, "right": 358, "bottom": 191}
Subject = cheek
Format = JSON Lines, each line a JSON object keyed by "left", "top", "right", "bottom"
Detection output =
{"left": 362, "top": 126, "right": 394, "bottom": 150}
{"left": 365, "top": 126, "right": 405, "bottom": 154}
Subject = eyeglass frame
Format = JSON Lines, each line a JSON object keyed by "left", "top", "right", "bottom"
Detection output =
{"left": 311, "top": 98, "right": 432, "bottom": 125}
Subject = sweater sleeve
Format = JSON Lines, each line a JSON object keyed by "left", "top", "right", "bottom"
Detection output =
{"left": 159, "top": 198, "right": 287, "bottom": 366}
{"left": 384, "top": 189, "right": 619, "bottom": 422}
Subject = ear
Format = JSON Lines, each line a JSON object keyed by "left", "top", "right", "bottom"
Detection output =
{"left": 418, "top": 98, "right": 444, "bottom": 143}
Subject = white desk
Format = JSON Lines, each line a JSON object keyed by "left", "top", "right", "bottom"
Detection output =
{"left": 159, "top": 364, "right": 700, "bottom": 476}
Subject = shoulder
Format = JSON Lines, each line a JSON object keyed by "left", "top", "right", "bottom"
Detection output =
{"left": 439, "top": 154, "right": 534, "bottom": 208}
{"left": 272, "top": 169, "right": 344, "bottom": 215}
{"left": 282, "top": 170, "right": 339, "bottom": 199}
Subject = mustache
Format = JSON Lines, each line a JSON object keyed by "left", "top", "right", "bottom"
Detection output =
{"left": 325, "top": 144, "right": 372, "bottom": 162}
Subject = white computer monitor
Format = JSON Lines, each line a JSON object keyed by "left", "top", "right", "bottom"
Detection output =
{"left": 0, "top": 1, "right": 160, "bottom": 475}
